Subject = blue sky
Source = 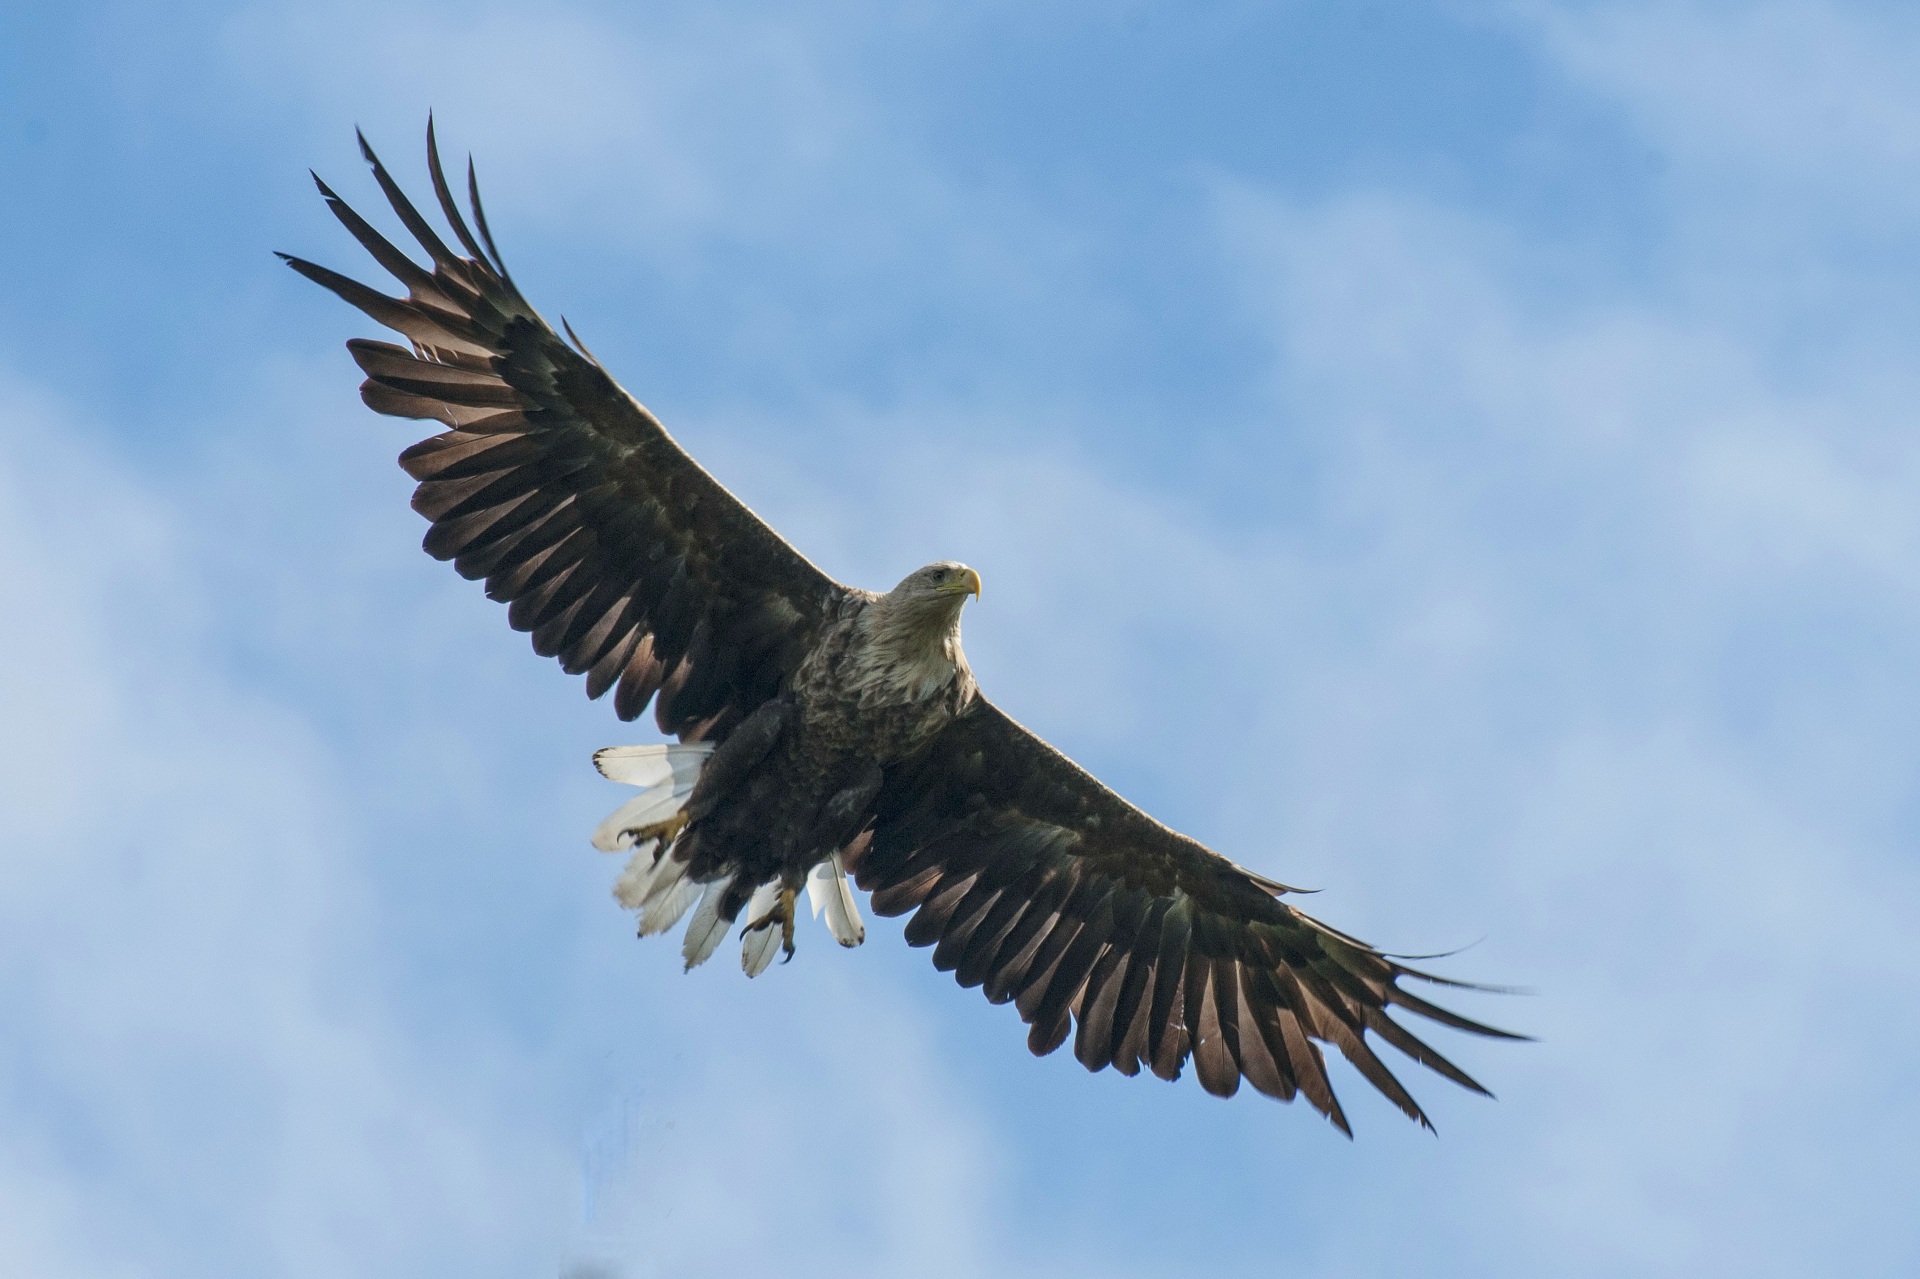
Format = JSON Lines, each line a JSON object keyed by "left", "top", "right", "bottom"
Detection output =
{"left": 3, "top": 1, "right": 1918, "bottom": 1275}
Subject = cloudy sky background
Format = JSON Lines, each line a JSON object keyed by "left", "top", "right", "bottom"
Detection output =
{"left": 3, "top": 1, "right": 1918, "bottom": 1274}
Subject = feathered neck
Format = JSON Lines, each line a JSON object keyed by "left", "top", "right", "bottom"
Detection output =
{"left": 867, "top": 589, "right": 969, "bottom": 663}
{"left": 859, "top": 589, "right": 974, "bottom": 703}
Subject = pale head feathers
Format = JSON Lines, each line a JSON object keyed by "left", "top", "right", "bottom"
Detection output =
{"left": 859, "top": 560, "right": 980, "bottom": 702}
{"left": 873, "top": 561, "right": 979, "bottom": 636}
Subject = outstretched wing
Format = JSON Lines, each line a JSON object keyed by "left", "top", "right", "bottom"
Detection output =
{"left": 853, "top": 698, "right": 1523, "bottom": 1133}
{"left": 281, "top": 124, "right": 845, "bottom": 739}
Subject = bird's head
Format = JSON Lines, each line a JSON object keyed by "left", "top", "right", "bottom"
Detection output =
{"left": 891, "top": 561, "right": 982, "bottom": 606}
{"left": 877, "top": 561, "right": 982, "bottom": 640}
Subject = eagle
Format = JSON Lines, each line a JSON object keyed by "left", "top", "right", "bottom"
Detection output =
{"left": 281, "top": 123, "right": 1521, "bottom": 1134}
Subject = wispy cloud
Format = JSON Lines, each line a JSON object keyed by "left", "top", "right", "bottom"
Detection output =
{"left": 4, "top": 0, "right": 1919, "bottom": 1275}
{"left": 0, "top": 373, "right": 582, "bottom": 1276}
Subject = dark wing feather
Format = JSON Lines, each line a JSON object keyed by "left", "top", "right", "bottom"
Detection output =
{"left": 855, "top": 698, "right": 1526, "bottom": 1133}
{"left": 282, "top": 126, "right": 846, "bottom": 738}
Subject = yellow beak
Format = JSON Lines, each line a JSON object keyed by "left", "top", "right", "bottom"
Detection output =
{"left": 941, "top": 567, "right": 983, "bottom": 599}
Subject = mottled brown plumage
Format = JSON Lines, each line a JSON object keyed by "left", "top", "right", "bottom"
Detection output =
{"left": 283, "top": 122, "right": 1523, "bottom": 1134}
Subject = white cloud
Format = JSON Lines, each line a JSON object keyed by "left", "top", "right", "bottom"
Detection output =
{"left": 1194, "top": 128, "right": 1920, "bottom": 1269}
{"left": 12, "top": 0, "right": 1920, "bottom": 1274}
{"left": 227, "top": 13, "right": 1920, "bottom": 1260}
{"left": 1521, "top": 0, "right": 1920, "bottom": 196}
{"left": 0, "top": 359, "right": 1060, "bottom": 1278}
{"left": 0, "top": 373, "right": 574, "bottom": 1277}
{"left": 227, "top": 0, "right": 950, "bottom": 270}
{"left": 560, "top": 966, "right": 1015, "bottom": 1279}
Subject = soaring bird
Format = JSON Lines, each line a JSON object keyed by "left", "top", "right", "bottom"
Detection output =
{"left": 282, "top": 123, "right": 1521, "bottom": 1134}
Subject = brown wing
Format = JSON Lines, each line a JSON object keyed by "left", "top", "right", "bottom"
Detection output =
{"left": 852, "top": 697, "right": 1523, "bottom": 1133}
{"left": 281, "top": 124, "right": 845, "bottom": 739}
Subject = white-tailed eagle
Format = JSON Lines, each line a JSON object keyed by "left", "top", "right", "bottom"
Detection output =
{"left": 281, "top": 123, "right": 1521, "bottom": 1134}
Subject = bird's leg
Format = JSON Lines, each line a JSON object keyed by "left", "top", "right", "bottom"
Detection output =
{"left": 629, "top": 809, "right": 689, "bottom": 851}
{"left": 744, "top": 884, "right": 799, "bottom": 962}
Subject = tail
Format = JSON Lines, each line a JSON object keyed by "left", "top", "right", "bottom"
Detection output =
{"left": 590, "top": 742, "right": 712, "bottom": 850}
{"left": 591, "top": 744, "right": 867, "bottom": 974}
{"left": 807, "top": 851, "right": 865, "bottom": 947}
{"left": 592, "top": 742, "right": 712, "bottom": 938}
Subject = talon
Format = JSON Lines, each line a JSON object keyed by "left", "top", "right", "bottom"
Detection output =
{"left": 745, "top": 884, "right": 800, "bottom": 962}
{"left": 629, "top": 809, "right": 689, "bottom": 849}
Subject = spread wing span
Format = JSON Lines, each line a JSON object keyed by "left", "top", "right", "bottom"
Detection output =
{"left": 279, "top": 123, "right": 846, "bottom": 740}
{"left": 289, "top": 124, "right": 1521, "bottom": 1130}
{"left": 855, "top": 698, "right": 1524, "bottom": 1133}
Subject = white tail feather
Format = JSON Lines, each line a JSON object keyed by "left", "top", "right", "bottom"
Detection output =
{"left": 743, "top": 880, "right": 780, "bottom": 921}
{"left": 594, "top": 742, "right": 714, "bottom": 788}
{"left": 681, "top": 879, "right": 731, "bottom": 970}
{"left": 741, "top": 926, "right": 781, "bottom": 978}
{"left": 596, "top": 741, "right": 714, "bottom": 938}
{"left": 592, "top": 789, "right": 680, "bottom": 852}
{"left": 740, "top": 881, "right": 783, "bottom": 977}
{"left": 612, "top": 841, "right": 668, "bottom": 908}
{"left": 635, "top": 856, "right": 698, "bottom": 936}
{"left": 806, "top": 853, "right": 866, "bottom": 947}
{"left": 591, "top": 743, "right": 711, "bottom": 853}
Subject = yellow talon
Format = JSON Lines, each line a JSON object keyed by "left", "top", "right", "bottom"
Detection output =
{"left": 745, "top": 884, "right": 799, "bottom": 963}
{"left": 630, "top": 809, "right": 689, "bottom": 849}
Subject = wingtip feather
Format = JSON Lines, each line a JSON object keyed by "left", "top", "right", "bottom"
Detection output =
{"left": 467, "top": 155, "right": 513, "bottom": 283}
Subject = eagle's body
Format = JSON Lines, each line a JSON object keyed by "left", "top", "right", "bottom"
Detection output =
{"left": 628, "top": 569, "right": 981, "bottom": 969}
{"left": 794, "top": 571, "right": 979, "bottom": 761}
{"left": 283, "top": 124, "right": 1521, "bottom": 1133}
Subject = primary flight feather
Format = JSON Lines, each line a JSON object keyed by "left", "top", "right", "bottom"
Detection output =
{"left": 282, "top": 122, "right": 1521, "bottom": 1134}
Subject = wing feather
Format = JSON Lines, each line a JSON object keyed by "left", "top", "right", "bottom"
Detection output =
{"left": 1105, "top": 896, "right": 1171, "bottom": 1067}
{"left": 284, "top": 125, "right": 846, "bottom": 739}
{"left": 930, "top": 881, "right": 1005, "bottom": 973}
{"left": 1236, "top": 972, "right": 1299, "bottom": 1101}
{"left": 981, "top": 861, "right": 1086, "bottom": 1006}
{"left": 954, "top": 865, "right": 1051, "bottom": 990}
{"left": 1024, "top": 893, "right": 1114, "bottom": 1053}
{"left": 860, "top": 696, "right": 1523, "bottom": 1131}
